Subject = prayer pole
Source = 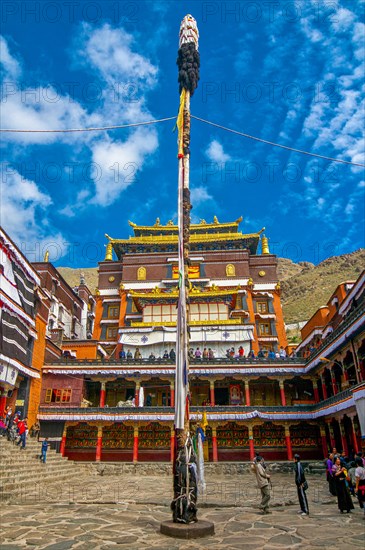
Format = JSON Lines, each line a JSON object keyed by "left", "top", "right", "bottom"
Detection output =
{"left": 172, "top": 14, "right": 200, "bottom": 525}
{"left": 161, "top": 15, "right": 213, "bottom": 537}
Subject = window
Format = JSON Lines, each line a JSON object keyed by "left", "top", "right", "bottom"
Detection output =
{"left": 257, "top": 302, "right": 268, "bottom": 313}
{"left": 108, "top": 305, "right": 119, "bottom": 318}
{"left": 45, "top": 389, "right": 72, "bottom": 403}
{"left": 107, "top": 326, "right": 118, "bottom": 340}
{"left": 258, "top": 322, "right": 271, "bottom": 335}
{"left": 190, "top": 303, "right": 227, "bottom": 322}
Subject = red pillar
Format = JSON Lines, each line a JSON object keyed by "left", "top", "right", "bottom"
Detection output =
{"left": 60, "top": 429, "right": 67, "bottom": 457}
{"left": 327, "top": 423, "right": 336, "bottom": 450}
{"left": 249, "top": 439, "right": 255, "bottom": 461}
{"left": 331, "top": 376, "right": 338, "bottom": 395}
{"left": 313, "top": 386, "right": 320, "bottom": 403}
{"left": 212, "top": 429, "right": 218, "bottom": 462}
{"left": 350, "top": 417, "right": 359, "bottom": 454}
{"left": 279, "top": 381, "right": 286, "bottom": 406}
{"left": 99, "top": 382, "right": 106, "bottom": 407}
{"left": 320, "top": 427, "right": 328, "bottom": 457}
{"left": 96, "top": 427, "right": 102, "bottom": 461}
{"left": 248, "top": 426, "right": 255, "bottom": 461}
{"left": 321, "top": 376, "right": 328, "bottom": 400}
{"left": 210, "top": 382, "right": 215, "bottom": 406}
{"left": 285, "top": 426, "right": 293, "bottom": 460}
{"left": 0, "top": 394, "right": 7, "bottom": 418}
{"left": 244, "top": 380, "right": 251, "bottom": 406}
{"left": 170, "top": 385, "right": 175, "bottom": 408}
{"left": 134, "top": 384, "right": 139, "bottom": 407}
{"left": 133, "top": 428, "right": 138, "bottom": 463}
{"left": 340, "top": 429, "right": 349, "bottom": 456}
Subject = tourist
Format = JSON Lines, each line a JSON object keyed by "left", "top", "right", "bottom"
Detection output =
{"left": 238, "top": 346, "right": 244, "bottom": 358}
{"left": 249, "top": 350, "right": 255, "bottom": 359}
{"left": 16, "top": 417, "right": 28, "bottom": 450}
{"left": 119, "top": 349, "right": 126, "bottom": 360}
{"left": 279, "top": 346, "right": 287, "bottom": 359}
{"left": 4, "top": 406, "right": 12, "bottom": 427}
{"left": 134, "top": 347, "right": 142, "bottom": 359}
{"left": 326, "top": 453, "right": 337, "bottom": 496}
{"left": 203, "top": 348, "right": 208, "bottom": 359}
{"left": 188, "top": 348, "right": 195, "bottom": 360}
{"left": 347, "top": 460, "right": 357, "bottom": 495}
{"left": 195, "top": 348, "right": 202, "bottom": 359}
{"left": 29, "top": 421, "right": 40, "bottom": 439}
{"left": 294, "top": 454, "right": 309, "bottom": 515}
{"left": 169, "top": 348, "right": 176, "bottom": 360}
{"left": 148, "top": 352, "right": 155, "bottom": 361}
{"left": 332, "top": 457, "right": 354, "bottom": 513}
{"left": 226, "top": 349, "right": 231, "bottom": 358}
{"left": 229, "top": 347, "right": 235, "bottom": 358}
{"left": 251, "top": 455, "right": 271, "bottom": 514}
{"left": 268, "top": 350, "right": 275, "bottom": 359}
{"left": 163, "top": 350, "right": 169, "bottom": 360}
{"left": 257, "top": 349, "right": 265, "bottom": 358}
{"left": 208, "top": 348, "right": 214, "bottom": 360}
{"left": 126, "top": 349, "right": 133, "bottom": 359}
{"left": 40, "top": 438, "right": 49, "bottom": 463}
{"left": 354, "top": 457, "right": 365, "bottom": 518}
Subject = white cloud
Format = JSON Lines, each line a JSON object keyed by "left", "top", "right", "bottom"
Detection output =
{"left": 0, "top": 165, "right": 66, "bottom": 260}
{"left": 1, "top": 26, "right": 160, "bottom": 208}
{"left": 190, "top": 186, "right": 214, "bottom": 207}
{"left": 81, "top": 24, "right": 158, "bottom": 88}
{"left": 0, "top": 35, "right": 21, "bottom": 79}
{"left": 90, "top": 128, "right": 158, "bottom": 206}
{"left": 205, "top": 140, "right": 231, "bottom": 163}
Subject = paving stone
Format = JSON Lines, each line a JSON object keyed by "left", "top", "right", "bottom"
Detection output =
{"left": 268, "top": 533, "right": 303, "bottom": 546}
{"left": 43, "top": 541, "right": 77, "bottom": 550}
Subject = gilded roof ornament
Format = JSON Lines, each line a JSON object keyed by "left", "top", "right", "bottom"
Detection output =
{"left": 167, "top": 220, "right": 174, "bottom": 226}
{"left": 213, "top": 216, "right": 219, "bottom": 224}
{"left": 154, "top": 218, "right": 161, "bottom": 226}
{"left": 235, "top": 216, "right": 243, "bottom": 224}
{"left": 43, "top": 250, "right": 49, "bottom": 262}
{"left": 199, "top": 219, "right": 207, "bottom": 224}
{"left": 128, "top": 221, "right": 137, "bottom": 227}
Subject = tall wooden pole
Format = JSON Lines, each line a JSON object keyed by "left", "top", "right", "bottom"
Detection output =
{"left": 172, "top": 14, "right": 200, "bottom": 524}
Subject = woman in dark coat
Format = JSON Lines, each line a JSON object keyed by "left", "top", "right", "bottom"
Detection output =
{"left": 332, "top": 457, "right": 354, "bottom": 513}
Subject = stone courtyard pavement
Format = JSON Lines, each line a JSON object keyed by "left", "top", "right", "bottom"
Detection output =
{"left": 0, "top": 472, "right": 364, "bottom": 549}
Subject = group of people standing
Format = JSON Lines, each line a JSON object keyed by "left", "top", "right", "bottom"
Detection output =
{"left": 251, "top": 454, "right": 309, "bottom": 516}
{"left": 1, "top": 407, "right": 28, "bottom": 449}
{"left": 251, "top": 450, "right": 365, "bottom": 519}
{"left": 326, "top": 448, "right": 365, "bottom": 516}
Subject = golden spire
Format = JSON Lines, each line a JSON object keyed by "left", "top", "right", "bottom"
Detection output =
{"left": 43, "top": 250, "right": 49, "bottom": 262}
{"left": 104, "top": 242, "right": 113, "bottom": 261}
{"left": 261, "top": 235, "right": 270, "bottom": 254}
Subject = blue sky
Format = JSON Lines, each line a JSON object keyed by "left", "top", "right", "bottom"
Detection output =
{"left": 1, "top": 0, "right": 364, "bottom": 267}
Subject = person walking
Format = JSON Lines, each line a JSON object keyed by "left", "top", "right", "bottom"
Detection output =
{"left": 16, "top": 417, "right": 28, "bottom": 450}
{"left": 40, "top": 438, "right": 49, "bottom": 463}
{"left": 294, "top": 454, "right": 309, "bottom": 515}
{"left": 354, "top": 457, "right": 365, "bottom": 519}
{"left": 251, "top": 455, "right": 271, "bottom": 514}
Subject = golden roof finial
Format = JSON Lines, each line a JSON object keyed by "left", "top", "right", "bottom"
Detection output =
{"left": 261, "top": 235, "right": 270, "bottom": 254}
{"left": 43, "top": 250, "right": 49, "bottom": 262}
{"left": 213, "top": 215, "right": 219, "bottom": 224}
{"left": 235, "top": 216, "right": 243, "bottom": 224}
{"left": 104, "top": 242, "right": 113, "bottom": 261}
{"left": 154, "top": 217, "right": 160, "bottom": 226}
{"left": 128, "top": 221, "right": 137, "bottom": 227}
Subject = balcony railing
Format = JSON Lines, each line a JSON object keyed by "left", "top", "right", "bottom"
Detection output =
{"left": 38, "top": 384, "right": 361, "bottom": 417}
{"left": 306, "top": 301, "right": 365, "bottom": 364}
{"left": 45, "top": 356, "right": 305, "bottom": 366}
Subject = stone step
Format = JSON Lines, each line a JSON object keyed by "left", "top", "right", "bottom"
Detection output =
{"left": 0, "top": 452, "right": 70, "bottom": 464}
{"left": 0, "top": 462, "right": 78, "bottom": 482}
{"left": 1, "top": 471, "right": 84, "bottom": 493}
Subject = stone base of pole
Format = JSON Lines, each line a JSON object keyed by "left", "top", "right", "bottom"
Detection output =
{"left": 160, "top": 520, "right": 214, "bottom": 539}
